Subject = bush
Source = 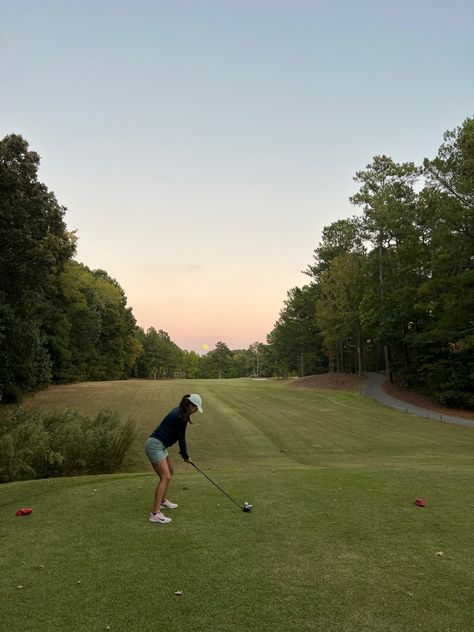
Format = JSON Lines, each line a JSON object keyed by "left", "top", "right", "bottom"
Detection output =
{"left": 438, "top": 390, "right": 474, "bottom": 410}
{"left": 1, "top": 384, "right": 23, "bottom": 405}
{"left": 0, "top": 407, "right": 136, "bottom": 483}
{"left": 0, "top": 408, "right": 61, "bottom": 482}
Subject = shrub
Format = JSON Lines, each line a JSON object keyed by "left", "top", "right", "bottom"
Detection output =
{"left": 439, "top": 390, "right": 474, "bottom": 410}
{"left": 0, "top": 407, "right": 136, "bottom": 483}
{"left": 87, "top": 411, "right": 137, "bottom": 474}
{"left": 0, "top": 408, "right": 62, "bottom": 482}
{"left": 1, "top": 384, "right": 23, "bottom": 405}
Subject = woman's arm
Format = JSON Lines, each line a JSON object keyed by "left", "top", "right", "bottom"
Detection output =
{"left": 177, "top": 422, "right": 190, "bottom": 461}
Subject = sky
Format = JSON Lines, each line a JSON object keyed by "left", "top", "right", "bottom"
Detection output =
{"left": 1, "top": 0, "right": 473, "bottom": 353}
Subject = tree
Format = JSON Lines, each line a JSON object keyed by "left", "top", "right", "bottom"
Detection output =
{"left": 183, "top": 350, "right": 200, "bottom": 379}
{"left": 315, "top": 253, "right": 367, "bottom": 375}
{"left": 423, "top": 117, "right": 474, "bottom": 214}
{"left": 0, "top": 135, "right": 75, "bottom": 390}
{"left": 412, "top": 117, "right": 474, "bottom": 406}
{"left": 210, "top": 341, "right": 233, "bottom": 379}
{"left": 267, "top": 285, "right": 325, "bottom": 378}
{"left": 305, "top": 217, "right": 365, "bottom": 280}
{"left": 248, "top": 342, "right": 263, "bottom": 378}
{"left": 90, "top": 269, "right": 141, "bottom": 380}
{"left": 138, "top": 328, "right": 183, "bottom": 379}
{"left": 228, "top": 350, "right": 249, "bottom": 378}
{"left": 350, "top": 155, "right": 420, "bottom": 381}
{"left": 53, "top": 262, "right": 141, "bottom": 381}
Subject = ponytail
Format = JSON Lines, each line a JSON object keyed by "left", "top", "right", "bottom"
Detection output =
{"left": 178, "top": 394, "right": 194, "bottom": 423}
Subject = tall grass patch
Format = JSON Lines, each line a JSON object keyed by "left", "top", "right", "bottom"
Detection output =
{"left": 0, "top": 407, "right": 136, "bottom": 482}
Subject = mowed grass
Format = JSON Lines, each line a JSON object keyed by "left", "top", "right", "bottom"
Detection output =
{"left": 1, "top": 378, "right": 474, "bottom": 632}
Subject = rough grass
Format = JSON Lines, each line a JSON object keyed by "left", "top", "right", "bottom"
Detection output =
{"left": 1, "top": 378, "right": 473, "bottom": 631}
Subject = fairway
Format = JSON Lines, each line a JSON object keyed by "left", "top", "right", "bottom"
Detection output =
{"left": 2, "top": 379, "right": 474, "bottom": 631}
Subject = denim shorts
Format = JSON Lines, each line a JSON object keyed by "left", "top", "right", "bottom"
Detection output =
{"left": 145, "top": 437, "right": 169, "bottom": 464}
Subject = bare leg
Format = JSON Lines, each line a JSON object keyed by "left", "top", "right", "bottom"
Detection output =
{"left": 162, "top": 456, "right": 174, "bottom": 504}
{"left": 152, "top": 458, "right": 172, "bottom": 513}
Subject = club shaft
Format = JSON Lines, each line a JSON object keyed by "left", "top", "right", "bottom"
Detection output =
{"left": 190, "top": 462, "right": 242, "bottom": 509}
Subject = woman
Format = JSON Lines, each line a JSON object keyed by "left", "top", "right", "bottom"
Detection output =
{"left": 145, "top": 393, "right": 203, "bottom": 524}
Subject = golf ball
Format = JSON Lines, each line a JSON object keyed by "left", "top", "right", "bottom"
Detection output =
{"left": 244, "top": 501, "right": 248, "bottom": 505}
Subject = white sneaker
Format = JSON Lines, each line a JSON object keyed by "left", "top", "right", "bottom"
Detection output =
{"left": 149, "top": 512, "right": 172, "bottom": 524}
{"left": 161, "top": 499, "right": 178, "bottom": 509}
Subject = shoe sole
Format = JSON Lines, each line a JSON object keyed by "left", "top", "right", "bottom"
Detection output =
{"left": 149, "top": 518, "right": 172, "bottom": 524}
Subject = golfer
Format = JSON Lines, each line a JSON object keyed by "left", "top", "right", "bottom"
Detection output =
{"left": 145, "top": 393, "right": 203, "bottom": 524}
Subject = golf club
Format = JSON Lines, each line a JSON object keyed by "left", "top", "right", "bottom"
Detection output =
{"left": 189, "top": 461, "right": 253, "bottom": 512}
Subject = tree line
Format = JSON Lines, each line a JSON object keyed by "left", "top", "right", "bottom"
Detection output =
{"left": 1, "top": 116, "right": 473, "bottom": 410}
{"left": 268, "top": 116, "right": 473, "bottom": 409}
{"left": 0, "top": 135, "right": 275, "bottom": 398}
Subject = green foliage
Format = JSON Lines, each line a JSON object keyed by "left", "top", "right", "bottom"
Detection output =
{"left": 0, "top": 135, "right": 144, "bottom": 391}
{"left": 57, "top": 263, "right": 142, "bottom": 382}
{"left": 185, "top": 344, "right": 274, "bottom": 380}
{"left": 295, "top": 116, "right": 473, "bottom": 408}
{"left": 135, "top": 327, "right": 183, "bottom": 379}
{"left": 2, "top": 120, "right": 472, "bottom": 411}
{"left": 305, "top": 216, "right": 365, "bottom": 279}
{"left": 0, "top": 408, "right": 62, "bottom": 482}
{"left": 244, "top": 342, "right": 272, "bottom": 378}
{"left": 1, "top": 384, "right": 23, "bottom": 405}
{"left": 0, "top": 135, "right": 75, "bottom": 390}
{"left": 201, "top": 341, "right": 233, "bottom": 378}
{"left": 316, "top": 253, "right": 367, "bottom": 374}
{"left": 0, "top": 407, "right": 136, "bottom": 482}
{"left": 183, "top": 350, "right": 200, "bottom": 378}
{"left": 267, "top": 285, "right": 326, "bottom": 377}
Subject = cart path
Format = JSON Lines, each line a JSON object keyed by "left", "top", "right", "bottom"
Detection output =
{"left": 361, "top": 372, "right": 474, "bottom": 429}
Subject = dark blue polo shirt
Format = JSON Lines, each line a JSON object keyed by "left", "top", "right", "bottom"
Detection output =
{"left": 150, "top": 407, "right": 189, "bottom": 461}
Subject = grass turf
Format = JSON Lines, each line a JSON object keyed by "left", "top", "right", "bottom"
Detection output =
{"left": 1, "top": 378, "right": 473, "bottom": 631}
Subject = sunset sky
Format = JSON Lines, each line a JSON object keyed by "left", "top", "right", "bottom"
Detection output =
{"left": 2, "top": 1, "right": 473, "bottom": 352}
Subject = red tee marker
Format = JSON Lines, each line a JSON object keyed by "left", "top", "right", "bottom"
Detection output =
{"left": 15, "top": 507, "right": 32, "bottom": 516}
{"left": 415, "top": 498, "right": 426, "bottom": 507}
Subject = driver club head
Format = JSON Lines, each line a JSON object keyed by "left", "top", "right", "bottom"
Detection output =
{"left": 242, "top": 503, "right": 253, "bottom": 513}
